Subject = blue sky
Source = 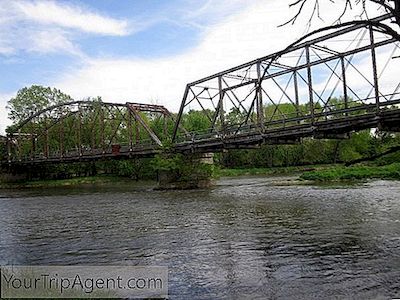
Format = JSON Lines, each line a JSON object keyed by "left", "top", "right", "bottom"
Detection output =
{"left": 0, "top": 0, "right": 395, "bottom": 133}
{"left": 0, "top": 0, "right": 215, "bottom": 92}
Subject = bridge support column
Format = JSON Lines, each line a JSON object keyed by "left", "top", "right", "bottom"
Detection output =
{"left": 156, "top": 153, "right": 214, "bottom": 190}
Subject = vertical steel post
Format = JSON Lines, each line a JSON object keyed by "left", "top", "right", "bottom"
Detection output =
{"left": 256, "top": 62, "right": 264, "bottom": 128}
{"left": 369, "top": 25, "right": 380, "bottom": 112}
{"left": 293, "top": 70, "right": 300, "bottom": 120}
{"left": 128, "top": 110, "right": 133, "bottom": 151}
{"left": 77, "top": 107, "right": 82, "bottom": 156}
{"left": 135, "top": 116, "right": 140, "bottom": 145}
{"left": 163, "top": 114, "right": 167, "bottom": 137}
{"left": 172, "top": 85, "right": 190, "bottom": 143}
{"left": 218, "top": 76, "right": 225, "bottom": 134}
{"left": 305, "top": 46, "right": 314, "bottom": 124}
{"left": 60, "top": 116, "right": 64, "bottom": 158}
{"left": 91, "top": 110, "right": 95, "bottom": 154}
{"left": 341, "top": 56, "right": 349, "bottom": 116}
{"left": 7, "top": 135, "right": 11, "bottom": 163}
{"left": 101, "top": 107, "right": 105, "bottom": 154}
{"left": 44, "top": 117, "right": 49, "bottom": 159}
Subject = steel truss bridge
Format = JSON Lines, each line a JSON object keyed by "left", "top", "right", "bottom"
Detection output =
{"left": 3, "top": 14, "right": 400, "bottom": 166}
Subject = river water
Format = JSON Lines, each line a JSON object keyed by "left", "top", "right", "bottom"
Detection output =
{"left": 0, "top": 176, "right": 399, "bottom": 299}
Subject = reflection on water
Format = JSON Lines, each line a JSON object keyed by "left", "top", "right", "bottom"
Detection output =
{"left": 0, "top": 177, "right": 399, "bottom": 299}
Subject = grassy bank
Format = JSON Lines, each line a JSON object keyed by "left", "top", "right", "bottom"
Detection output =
{"left": 300, "top": 163, "right": 400, "bottom": 181}
{"left": 2, "top": 163, "right": 400, "bottom": 189}
{"left": 0, "top": 175, "right": 139, "bottom": 189}
{"left": 217, "top": 163, "right": 400, "bottom": 182}
{"left": 216, "top": 165, "right": 327, "bottom": 177}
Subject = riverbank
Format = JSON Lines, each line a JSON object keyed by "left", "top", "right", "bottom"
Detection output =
{"left": 0, "top": 175, "right": 140, "bottom": 189}
{"left": 216, "top": 164, "right": 329, "bottom": 177}
{"left": 299, "top": 163, "right": 400, "bottom": 181}
{"left": 1, "top": 163, "right": 399, "bottom": 189}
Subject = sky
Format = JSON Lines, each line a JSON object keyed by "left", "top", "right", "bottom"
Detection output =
{"left": 0, "top": 0, "right": 397, "bottom": 133}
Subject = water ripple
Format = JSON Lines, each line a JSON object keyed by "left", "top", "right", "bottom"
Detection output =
{"left": 0, "top": 177, "right": 400, "bottom": 299}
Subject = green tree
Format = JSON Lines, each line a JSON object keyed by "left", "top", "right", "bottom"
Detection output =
{"left": 7, "top": 85, "right": 72, "bottom": 124}
{"left": 338, "top": 130, "right": 374, "bottom": 162}
{"left": 183, "top": 110, "right": 212, "bottom": 133}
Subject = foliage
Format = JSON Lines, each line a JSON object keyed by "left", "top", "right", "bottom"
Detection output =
{"left": 151, "top": 153, "right": 214, "bottom": 183}
{"left": 218, "top": 127, "right": 396, "bottom": 169}
{"left": 182, "top": 110, "right": 212, "bottom": 133}
{"left": 300, "top": 163, "right": 400, "bottom": 181}
{"left": 151, "top": 153, "right": 183, "bottom": 172}
{"left": 7, "top": 85, "right": 72, "bottom": 125}
{"left": 0, "top": 175, "right": 132, "bottom": 189}
{"left": 216, "top": 165, "right": 324, "bottom": 177}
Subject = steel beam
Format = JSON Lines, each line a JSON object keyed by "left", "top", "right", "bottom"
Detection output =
{"left": 369, "top": 25, "right": 380, "bottom": 111}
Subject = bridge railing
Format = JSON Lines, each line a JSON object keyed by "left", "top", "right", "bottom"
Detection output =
{"left": 7, "top": 138, "right": 160, "bottom": 164}
{"left": 173, "top": 95, "right": 400, "bottom": 145}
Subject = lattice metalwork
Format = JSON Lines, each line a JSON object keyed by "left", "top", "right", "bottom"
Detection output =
{"left": 5, "top": 101, "right": 175, "bottom": 163}
{"left": 172, "top": 14, "right": 400, "bottom": 145}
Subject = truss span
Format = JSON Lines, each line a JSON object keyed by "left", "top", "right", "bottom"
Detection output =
{"left": 172, "top": 13, "right": 400, "bottom": 144}
{"left": 5, "top": 101, "right": 176, "bottom": 164}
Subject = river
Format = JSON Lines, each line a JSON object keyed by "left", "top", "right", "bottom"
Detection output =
{"left": 0, "top": 176, "right": 399, "bottom": 299}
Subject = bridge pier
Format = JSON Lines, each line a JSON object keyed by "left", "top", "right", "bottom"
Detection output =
{"left": 156, "top": 153, "right": 214, "bottom": 190}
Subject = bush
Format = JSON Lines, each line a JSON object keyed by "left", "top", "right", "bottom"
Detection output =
{"left": 300, "top": 163, "right": 400, "bottom": 181}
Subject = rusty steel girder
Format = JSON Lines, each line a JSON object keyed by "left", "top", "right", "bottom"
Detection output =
{"left": 5, "top": 101, "right": 175, "bottom": 164}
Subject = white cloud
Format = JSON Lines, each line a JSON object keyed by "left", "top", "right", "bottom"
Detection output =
{"left": 55, "top": 0, "right": 397, "bottom": 113}
{"left": 177, "top": 0, "right": 252, "bottom": 29}
{"left": 29, "top": 29, "right": 83, "bottom": 56}
{"left": 0, "top": 45, "right": 14, "bottom": 55}
{"left": 15, "top": 0, "right": 129, "bottom": 36}
{"left": 0, "top": 0, "right": 131, "bottom": 56}
{"left": 0, "top": 25, "right": 83, "bottom": 56}
{"left": 54, "top": 0, "right": 314, "bottom": 111}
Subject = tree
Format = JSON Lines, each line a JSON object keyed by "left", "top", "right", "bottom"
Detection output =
{"left": 7, "top": 85, "right": 72, "bottom": 124}
{"left": 284, "top": 0, "right": 399, "bottom": 26}
{"left": 183, "top": 110, "right": 212, "bottom": 133}
{"left": 282, "top": 0, "right": 400, "bottom": 48}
